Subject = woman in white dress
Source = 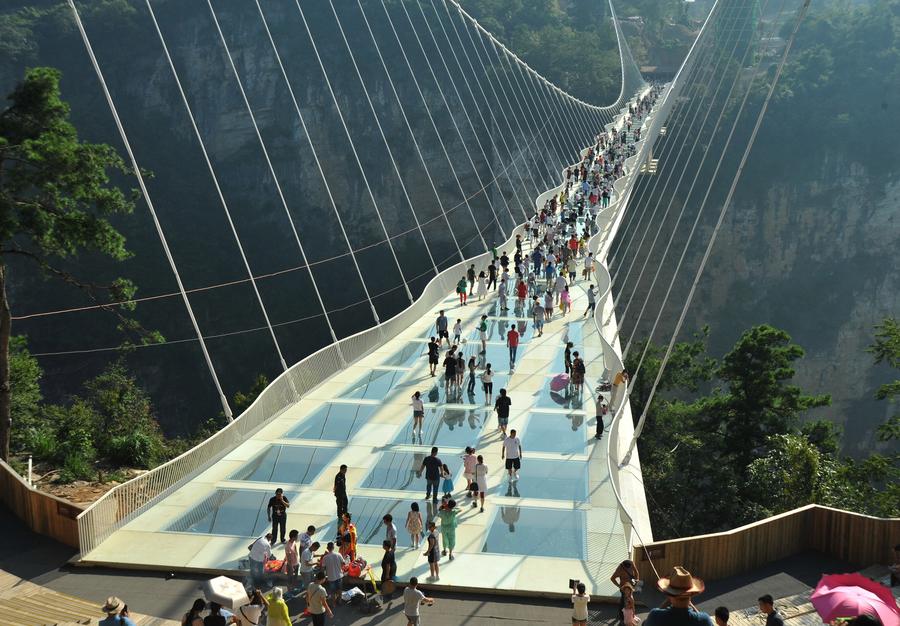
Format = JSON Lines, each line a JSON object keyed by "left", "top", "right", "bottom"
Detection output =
{"left": 476, "top": 271, "right": 487, "bottom": 300}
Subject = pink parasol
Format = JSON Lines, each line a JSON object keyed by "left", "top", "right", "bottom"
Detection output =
{"left": 811, "top": 573, "right": 899, "bottom": 626}
{"left": 550, "top": 373, "right": 570, "bottom": 392}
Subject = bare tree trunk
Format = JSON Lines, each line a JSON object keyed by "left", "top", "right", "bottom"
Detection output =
{"left": 0, "top": 264, "right": 11, "bottom": 461}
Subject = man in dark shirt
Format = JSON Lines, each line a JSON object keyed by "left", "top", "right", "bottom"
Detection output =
{"left": 494, "top": 388, "right": 511, "bottom": 436}
{"left": 645, "top": 566, "right": 713, "bottom": 626}
{"left": 758, "top": 595, "right": 784, "bottom": 626}
{"left": 333, "top": 465, "right": 348, "bottom": 520}
{"left": 466, "top": 264, "right": 476, "bottom": 296}
{"left": 499, "top": 252, "right": 509, "bottom": 271}
{"left": 487, "top": 261, "right": 497, "bottom": 291}
{"left": 419, "top": 447, "right": 443, "bottom": 503}
{"left": 427, "top": 338, "right": 439, "bottom": 377}
{"left": 267, "top": 488, "right": 290, "bottom": 544}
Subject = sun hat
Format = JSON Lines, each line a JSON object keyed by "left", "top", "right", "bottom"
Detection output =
{"left": 657, "top": 566, "right": 705, "bottom": 597}
{"left": 101, "top": 596, "right": 123, "bottom": 613}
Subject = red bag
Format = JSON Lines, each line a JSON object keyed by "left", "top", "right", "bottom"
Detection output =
{"left": 264, "top": 559, "right": 285, "bottom": 574}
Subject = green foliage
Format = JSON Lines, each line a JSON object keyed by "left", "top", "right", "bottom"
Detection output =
{"left": 8, "top": 335, "right": 42, "bottom": 451}
{"left": 0, "top": 65, "right": 162, "bottom": 459}
{"left": 869, "top": 317, "right": 899, "bottom": 442}
{"left": 233, "top": 374, "right": 270, "bottom": 414}
{"left": 82, "top": 360, "right": 165, "bottom": 468}
{"left": 636, "top": 323, "right": 898, "bottom": 539}
{"left": 457, "top": 0, "right": 676, "bottom": 103}
{"left": 758, "top": 1, "right": 900, "bottom": 176}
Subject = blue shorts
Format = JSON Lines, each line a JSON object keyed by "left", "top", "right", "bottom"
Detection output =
{"left": 327, "top": 579, "right": 341, "bottom": 594}
{"left": 498, "top": 415, "right": 509, "bottom": 426}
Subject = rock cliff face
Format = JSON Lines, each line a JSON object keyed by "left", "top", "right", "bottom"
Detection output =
{"left": 694, "top": 154, "right": 898, "bottom": 453}
{"left": 3, "top": 1, "right": 579, "bottom": 433}
{"left": 616, "top": 145, "right": 898, "bottom": 454}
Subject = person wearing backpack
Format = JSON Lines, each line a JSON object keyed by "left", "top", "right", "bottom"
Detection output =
{"left": 571, "top": 351, "right": 586, "bottom": 395}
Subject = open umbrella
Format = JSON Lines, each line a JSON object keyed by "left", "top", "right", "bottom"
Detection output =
{"left": 811, "top": 573, "right": 900, "bottom": 626}
{"left": 203, "top": 575, "right": 249, "bottom": 612}
{"left": 550, "top": 373, "right": 570, "bottom": 392}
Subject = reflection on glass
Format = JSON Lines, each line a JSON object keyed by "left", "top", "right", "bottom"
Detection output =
{"left": 536, "top": 377, "right": 586, "bottom": 410}
{"left": 340, "top": 369, "right": 409, "bottom": 400}
{"left": 286, "top": 403, "right": 377, "bottom": 442}
{"left": 230, "top": 444, "right": 338, "bottom": 484}
{"left": 341, "top": 496, "right": 423, "bottom": 546}
{"left": 380, "top": 342, "right": 426, "bottom": 368}
{"left": 392, "top": 407, "right": 487, "bottom": 447}
{"left": 361, "top": 451, "right": 458, "bottom": 492}
{"left": 482, "top": 506, "right": 586, "bottom": 559}
{"left": 167, "top": 488, "right": 299, "bottom": 537}
{"left": 503, "top": 458, "right": 588, "bottom": 501}
{"left": 523, "top": 412, "right": 588, "bottom": 455}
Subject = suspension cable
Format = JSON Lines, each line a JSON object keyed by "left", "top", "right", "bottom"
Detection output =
{"left": 354, "top": 0, "right": 464, "bottom": 262}
{"left": 376, "top": 0, "right": 487, "bottom": 252}
{"left": 392, "top": 0, "right": 507, "bottom": 242}
{"left": 66, "top": 0, "right": 233, "bottom": 420}
{"left": 293, "top": 0, "right": 414, "bottom": 305}
{"left": 326, "top": 0, "right": 439, "bottom": 277}
{"left": 425, "top": 0, "right": 534, "bottom": 224}
{"left": 410, "top": 0, "right": 518, "bottom": 233}
{"left": 623, "top": 0, "right": 810, "bottom": 464}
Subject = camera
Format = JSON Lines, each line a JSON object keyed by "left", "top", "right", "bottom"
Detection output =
{"left": 569, "top": 579, "right": 580, "bottom": 590}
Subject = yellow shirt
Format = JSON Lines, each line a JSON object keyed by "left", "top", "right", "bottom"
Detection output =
{"left": 264, "top": 593, "right": 291, "bottom": 626}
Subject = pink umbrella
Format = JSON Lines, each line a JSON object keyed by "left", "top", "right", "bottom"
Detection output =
{"left": 550, "top": 373, "right": 570, "bottom": 391}
{"left": 811, "top": 573, "right": 900, "bottom": 626}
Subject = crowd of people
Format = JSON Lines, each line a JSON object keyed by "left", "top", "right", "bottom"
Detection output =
{"left": 94, "top": 90, "right": 662, "bottom": 626}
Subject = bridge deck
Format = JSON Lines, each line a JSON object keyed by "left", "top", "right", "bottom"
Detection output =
{"left": 81, "top": 251, "right": 630, "bottom": 597}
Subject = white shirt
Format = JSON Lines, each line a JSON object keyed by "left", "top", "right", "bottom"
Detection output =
{"left": 412, "top": 397, "right": 424, "bottom": 412}
{"left": 299, "top": 532, "right": 313, "bottom": 551}
{"left": 572, "top": 594, "right": 590, "bottom": 620}
{"left": 502, "top": 436, "right": 521, "bottom": 459}
{"left": 248, "top": 536, "right": 271, "bottom": 562}
{"left": 321, "top": 551, "right": 344, "bottom": 582}
{"left": 300, "top": 547, "right": 315, "bottom": 573}
{"left": 452, "top": 322, "right": 462, "bottom": 336}
{"left": 404, "top": 587, "right": 426, "bottom": 616}
{"left": 555, "top": 276, "right": 567, "bottom": 291}
{"left": 385, "top": 522, "right": 397, "bottom": 542}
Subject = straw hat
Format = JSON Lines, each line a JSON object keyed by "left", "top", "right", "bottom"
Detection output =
{"left": 101, "top": 597, "right": 123, "bottom": 613}
{"left": 656, "top": 566, "right": 705, "bottom": 597}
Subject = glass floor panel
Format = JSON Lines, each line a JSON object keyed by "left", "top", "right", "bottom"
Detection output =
{"left": 465, "top": 319, "right": 535, "bottom": 344}
{"left": 482, "top": 506, "right": 586, "bottom": 559}
{"left": 460, "top": 343, "right": 524, "bottom": 371}
{"left": 500, "top": 458, "right": 588, "bottom": 501}
{"left": 379, "top": 342, "right": 427, "bottom": 368}
{"left": 361, "top": 451, "right": 459, "bottom": 492}
{"left": 285, "top": 403, "right": 379, "bottom": 442}
{"left": 341, "top": 496, "right": 441, "bottom": 547}
{"left": 230, "top": 444, "right": 339, "bottom": 485}
{"left": 167, "top": 488, "right": 300, "bottom": 537}
{"left": 412, "top": 372, "right": 510, "bottom": 406}
{"left": 339, "top": 369, "right": 410, "bottom": 400}
{"left": 534, "top": 377, "right": 587, "bottom": 411}
{"left": 523, "top": 412, "right": 589, "bottom": 455}
{"left": 392, "top": 407, "right": 488, "bottom": 448}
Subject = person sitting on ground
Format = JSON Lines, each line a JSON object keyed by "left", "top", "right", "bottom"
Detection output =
{"left": 758, "top": 594, "right": 784, "bottom": 626}
{"left": 645, "top": 567, "right": 713, "bottom": 626}
{"left": 100, "top": 597, "right": 137, "bottom": 626}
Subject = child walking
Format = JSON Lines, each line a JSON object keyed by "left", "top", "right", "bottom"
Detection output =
{"left": 441, "top": 464, "right": 454, "bottom": 499}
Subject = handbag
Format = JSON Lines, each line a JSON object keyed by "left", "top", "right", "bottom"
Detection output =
{"left": 382, "top": 579, "right": 396, "bottom": 595}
